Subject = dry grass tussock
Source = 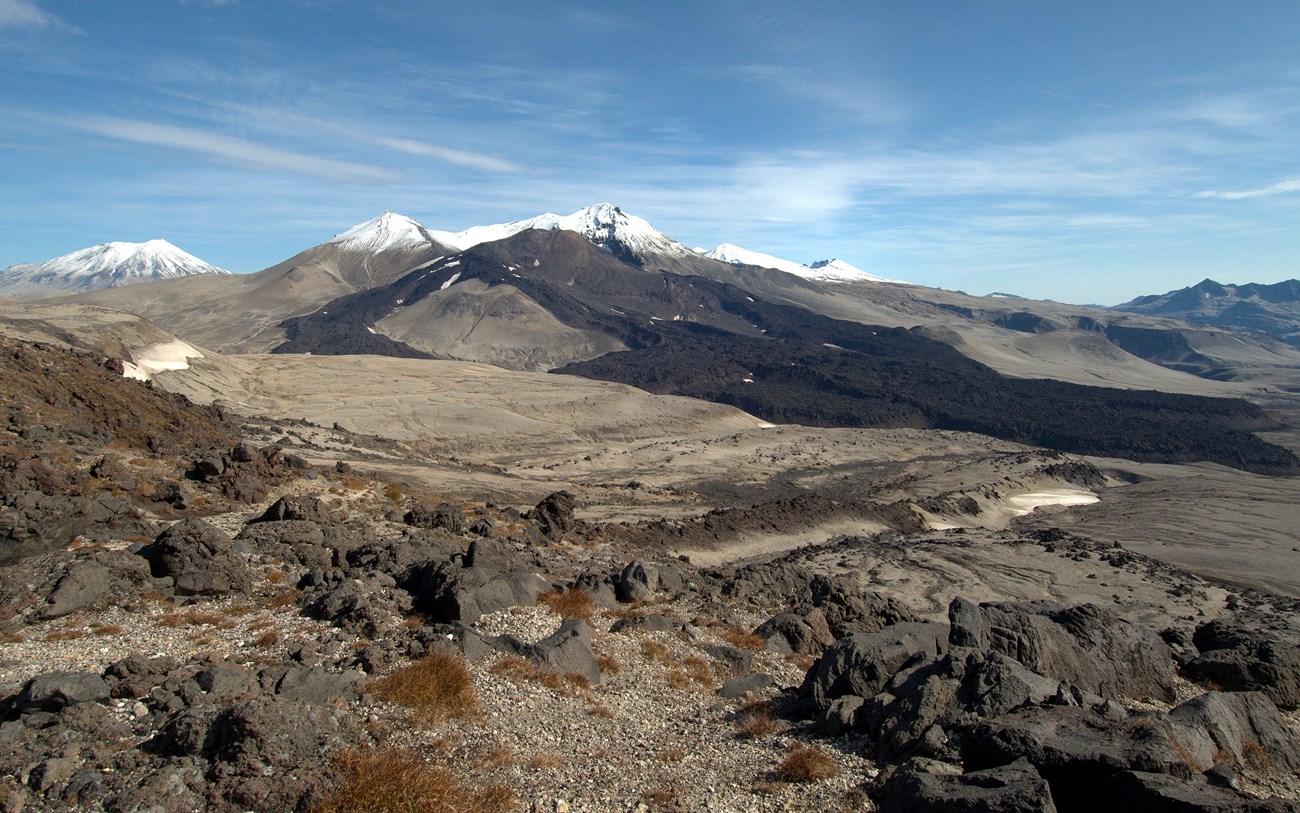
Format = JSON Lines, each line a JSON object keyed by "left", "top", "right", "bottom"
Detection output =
{"left": 722, "top": 626, "right": 766, "bottom": 651}
{"left": 313, "top": 748, "right": 515, "bottom": 813}
{"left": 370, "top": 650, "right": 479, "bottom": 724}
{"left": 735, "top": 700, "right": 777, "bottom": 740}
{"left": 777, "top": 743, "right": 841, "bottom": 783}
{"left": 537, "top": 587, "right": 596, "bottom": 621}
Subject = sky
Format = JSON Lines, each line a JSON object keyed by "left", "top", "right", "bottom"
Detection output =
{"left": 1, "top": 0, "right": 1298, "bottom": 305}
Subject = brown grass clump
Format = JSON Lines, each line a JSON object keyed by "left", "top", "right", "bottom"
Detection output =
{"left": 266, "top": 570, "right": 286, "bottom": 585}
{"left": 473, "top": 744, "right": 518, "bottom": 770}
{"left": 43, "top": 629, "right": 87, "bottom": 642}
{"left": 313, "top": 748, "right": 515, "bottom": 813}
{"left": 588, "top": 703, "right": 616, "bottom": 719}
{"left": 156, "top": 610, "right": 234, "bottom": 629}
{"left": 682, "top": 654, "right": 714, "bottom": 687}
{"left": 370, "top": 651, "right": 478, "bottom": 724}
{"left": 723, "top": 626, "right": 766, "bottom": 651}
{"left": 0, "top": 631, "right": 26, "bottom": 643}
{"left": 1243, "top": 741, "right": 1274, "bottom": 774}
{"left": 640, "top": 788, "right": 682, "bottom": 811}
{"left": 92, "top": 624, "right": 124, "bottom": 636}
{"left": 656, "top": 746, "right": 686, "bottom": 763}
{"left": 537, "top": 588, "right": 595, "bottom": 621}
{"left": 641, "top": 639, "right": 672, "bottom": 665}
{"left": 665, "top": 669, "right": 692, "bottom": 691}
{"left": 264, "top": 588, "right": 302, "bottom": 608}
{"left": 525, "top": 752, "right": 562, "bottom": 771}
{"left": 253, "top": 630, "right": 280, "bottom": 647}
{"left": 735, "top": 700, "right": 777, "bottom": 740}
{"left": 606, "top": 604, "right": 650, "bottom": 620}
{"left": 777, "top": 743, "right": 841, "bottom": 783}
{"left": 596, "top": 653, "right": 622, "bottom": 675}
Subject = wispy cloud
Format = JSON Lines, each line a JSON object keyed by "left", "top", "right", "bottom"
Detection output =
{"left": 728, "top": 63, "right": 910, "bottom": 125}
{"left": 369, "top": 136, "right": 525, "bottom": 173}
{"left": 1195, "top": 179, "right": 1300, "bottom": 200}
{"left": 187, "top": 101, "right": 530, "bottom": 173}
{"left": 0, "top": 0, "right": 73, "bottom": 30}
{"left": 45, "top": 114, "right": 399, "bottom": 183}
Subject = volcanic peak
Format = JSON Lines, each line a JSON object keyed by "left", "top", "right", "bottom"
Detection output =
{"left": 0, "top": 239, "right": 230, "bottom": 297}
{"left": 327, "top": 211, "right": 439, "bottom": 254}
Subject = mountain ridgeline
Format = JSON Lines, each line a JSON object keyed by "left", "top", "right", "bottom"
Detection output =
{"left": 1114, "top": 278, "right": 1300, "bottom": 346}
{"left": 275, "top": 229, "right": 1300, "bottom": 475}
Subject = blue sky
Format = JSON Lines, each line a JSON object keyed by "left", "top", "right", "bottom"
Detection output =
{"left": 1, "top": 0, "right": 1298, "bottom": 304}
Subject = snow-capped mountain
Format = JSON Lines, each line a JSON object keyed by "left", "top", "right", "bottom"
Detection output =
{"left": 432, "top": 203, "right": 695, "bottom": 263}
{"left": 701, "top": 243, "right": 897, "bottom": 284}
{"left": 0, "top": 239, "right": 231, "bottom": 299}
{"left": 328, "top": 211, "right": 443, "bottom": 254}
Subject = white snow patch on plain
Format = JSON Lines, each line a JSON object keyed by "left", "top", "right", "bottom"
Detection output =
{"left": 440, "top": 272, "right": 462, "bottom": 290}
{"left": 122, "top": 339, "right": 204, "bottom": 381}
{"left": 1005, "top": 489, "right": 1099, "bottom": 517}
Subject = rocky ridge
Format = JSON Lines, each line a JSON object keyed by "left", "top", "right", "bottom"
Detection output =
{"left": 0, "top": 336, "right": 1297, "bottom": 812}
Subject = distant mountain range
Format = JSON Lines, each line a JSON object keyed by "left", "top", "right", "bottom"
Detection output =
{"left": 0, "top": 204, "right": 890, "bottom": 299}
{"left": 1113, "top": 278, "right": 1300, "bottom": 346}
{"left": 0, "top": 239, "right": 229, "bottom": 298}
{"left": 6, "top": 202, "right": 1300, "bottom": 473}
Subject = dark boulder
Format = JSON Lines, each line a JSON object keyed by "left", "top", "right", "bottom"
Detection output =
{"left": 412, "top": 563, "right": 548, "bottom": 625}
{"left": 1185, "top": 619, "right": 1300, "bottom": 710}
{"left": 616, "top": 560, "right": 660, "bottom": 603}
{"left": 800, "top": 573, "right": 918, "bottom": 638}
{"left": 1165, "top": 691, "right": 1300, "bottom": 777}
{"left": 250, "top": 494, "right": 331, "bottom": 524}
{"left": 464, "top": 618, "right": 601, "bottom": 685}
{"left": 969, "top": 600, "right": 1176, "bottom": 702}
{"left": 959, "top": 706, "right": 1194, "bottom": 806}
{"left": 755, "top": 612, "right": 818, "bottom": 654}
{"left": 139, "top": 518, "right": 252, "bottom": 597}
{"left": 37, "top": 549, "right": 155, "bottom": 620}
{"left": 404, "top": 501, "right": 465, "bottom": 534}
{"left": 104, "top": 654, "right": 181, "bottom": 699}
{"left": 875, "top": 757, "right": 1058, "bottom": 813}
{"left": 1100, "top": 770, "right": 1298, "bottom": 812}
{"left": 17, "top": 671, "right": 111, "bottom": 712}
{"left": 802, "top": 622, "right": 949, "bottom": 712}
{"left": 530, "top": 490, "right": 577, "bottom": 539}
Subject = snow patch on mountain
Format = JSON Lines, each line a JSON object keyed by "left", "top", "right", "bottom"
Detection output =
{"left": 329, "top": 212, "right": 441, "bottom": 254}
{"left": 0, "top": 239, "right": 231, "bottom": 298}
{"left": 432, "top": 203, "right": 695, "bottom": 260}
{"left": 701, "top": 243, "right": 899, "bottom": 284}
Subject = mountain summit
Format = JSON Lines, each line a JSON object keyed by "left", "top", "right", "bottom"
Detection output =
{"left": 328, "top": 211, "right": 443, "bottom": 254}
{"left": 702, "top": 243, "right": 898, "bottom": 284}
{"left": 432, "top": 203, "right": 694, "bottom": 265}
{"left": 0, "top": 239, "right": 230, "bottom": 299}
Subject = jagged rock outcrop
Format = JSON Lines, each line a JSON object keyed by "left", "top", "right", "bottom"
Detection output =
{"left": 139, "top": 518, "right": 253, "bottom": 597}
{"left": 1185, "top": 618, "right": 1300, "bottom": 710}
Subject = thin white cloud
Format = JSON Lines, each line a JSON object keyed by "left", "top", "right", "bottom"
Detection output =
{"left": 50, "top": 115, "right": 399, "bottom": 183}
{"left": 369, "top": 135, "right": 525, "bottom": 173}
{"left": 0, "top": 0, "right": 69, "bottom": 30}
{"left": 1195, "top": 179, "right": 1300, "bottom": 200}
{"left": 192, "top": 102, "right": 530, "bottom": 174}
{"left": 728, "top": 63, "right": 910, "bottom": 125}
